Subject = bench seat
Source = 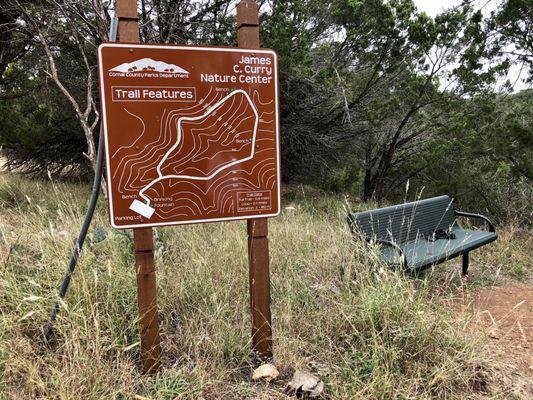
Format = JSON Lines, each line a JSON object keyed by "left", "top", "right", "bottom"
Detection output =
{"left": 380, "top": 228, "right": 497, "bottom": 271}
{"left": 348, "top": 195, "right": 497, "bottom": 274}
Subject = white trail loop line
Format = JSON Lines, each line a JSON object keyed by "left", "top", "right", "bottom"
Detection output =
{"left": 130, "top": 89, "right": 259, "bottom": 218}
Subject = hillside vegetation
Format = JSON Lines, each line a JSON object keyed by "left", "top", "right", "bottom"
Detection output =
{"left": 0, "top": 173, "right": 530, "bottom": 399}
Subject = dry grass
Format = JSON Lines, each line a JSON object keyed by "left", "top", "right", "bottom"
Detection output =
{"left": 0, "top": 174, "right": 530, "bottom": 399}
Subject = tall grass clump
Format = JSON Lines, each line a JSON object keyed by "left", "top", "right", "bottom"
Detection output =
{"left": 0, "top": 176, "right": 521, "bottom": 399}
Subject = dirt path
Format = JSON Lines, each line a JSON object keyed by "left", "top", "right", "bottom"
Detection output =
{"left": 453, "top": 283, "right": 532, "bottom": 397}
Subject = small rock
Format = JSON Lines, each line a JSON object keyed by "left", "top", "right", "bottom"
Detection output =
{"left": 286, "top": 370, "right": 324, "bottom": 398}
{"left": 252, "top": 363, "right": 279, "bottom": 383}
{"left": 488, "top": 328, "right": 500, "bottom": 339}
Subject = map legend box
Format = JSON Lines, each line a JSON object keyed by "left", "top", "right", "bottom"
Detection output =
{"left": 237, "top": 191, "right": 272, "bottom": 213}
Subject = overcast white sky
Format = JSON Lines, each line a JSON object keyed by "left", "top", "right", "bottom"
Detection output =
{"left": 414, "top": 0, "right": 463, "bottom": 16}
{"left": 414, "top": 0, "right": 529, "bottom": 90}
{"left": 414, "top": 0, "right": 498, "bottom": 16}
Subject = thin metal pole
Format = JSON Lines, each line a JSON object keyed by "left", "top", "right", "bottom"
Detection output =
{"left": 42, "top": 125, "right": 104, "bottom": 343}
{"left": 41, "top": 12, "right": 118, "bottom": 347}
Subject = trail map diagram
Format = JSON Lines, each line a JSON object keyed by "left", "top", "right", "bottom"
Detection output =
{"left": 98, "top": 44, "right": 280, "bottom": 228}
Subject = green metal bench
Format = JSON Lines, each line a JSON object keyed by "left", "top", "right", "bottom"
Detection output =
{"left": 347, "top": 195, "right": 497, "bottom": 274}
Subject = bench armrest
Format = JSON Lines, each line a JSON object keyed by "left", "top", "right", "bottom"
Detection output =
{"left": 454, "top": 210, "right": 495, "bottom": 232}
{"left": 367, "top": 238, "right": 407, "bottom": 270}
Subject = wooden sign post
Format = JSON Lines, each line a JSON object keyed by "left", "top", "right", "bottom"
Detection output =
{"left": 116, "top": 0, "right": 161, "bottom": 374}
{"left": 237, "top": 0, "right": 273, "bottom": 358}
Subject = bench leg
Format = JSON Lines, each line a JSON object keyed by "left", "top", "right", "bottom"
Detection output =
{"left": 462, "top": 252, "right": 469, "bottom": 276}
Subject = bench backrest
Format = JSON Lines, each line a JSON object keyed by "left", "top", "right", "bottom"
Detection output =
{"left": 348, "top": 195, "right": 456, "bottom": 244}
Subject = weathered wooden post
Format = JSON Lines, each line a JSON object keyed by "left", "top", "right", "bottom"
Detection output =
{"left": 116, "top": 0, "right": 161, "bottom": 374}
{"left": 237, "top": 0, "right": 273, "bottom": 359}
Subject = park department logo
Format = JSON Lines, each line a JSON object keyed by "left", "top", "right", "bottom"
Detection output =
{"left": 108, "top": 58, "right": 189, "bottom": 78}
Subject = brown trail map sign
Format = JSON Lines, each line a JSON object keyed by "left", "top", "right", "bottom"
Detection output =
{"left": 97, "top": 43, "right": 280, "bottom": 229}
